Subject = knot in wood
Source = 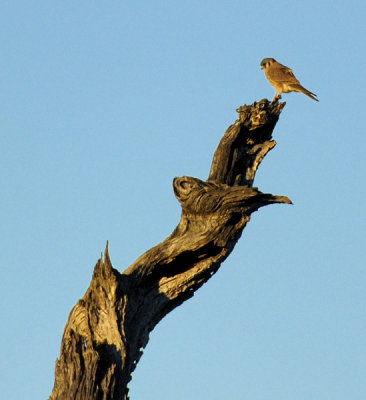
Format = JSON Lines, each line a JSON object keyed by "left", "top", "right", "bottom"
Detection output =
{"left": 173, "top": 176, "right": 285, "bottom": 219}
{"left": 173, "top": 176, "right": 222, "bottom": 215}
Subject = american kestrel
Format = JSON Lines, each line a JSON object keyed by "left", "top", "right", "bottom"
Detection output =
{"left": 260, "top": 58, "right": 318, "bottom": 102}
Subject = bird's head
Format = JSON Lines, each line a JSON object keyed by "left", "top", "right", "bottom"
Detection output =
{"left": 260, "top": 58, "right": 276, "bottom": 70}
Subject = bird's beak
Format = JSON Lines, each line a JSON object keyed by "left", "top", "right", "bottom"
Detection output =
{"left": 260, "top": 65, "right": 264, "bottom": 70}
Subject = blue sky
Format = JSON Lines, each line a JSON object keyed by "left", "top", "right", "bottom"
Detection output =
{"left": 1, "top": 1, "right": 365, "bottom": 399}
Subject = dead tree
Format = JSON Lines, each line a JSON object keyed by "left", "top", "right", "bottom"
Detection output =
{"left": 49, "top": 99, "right": 291, "bottom": 400}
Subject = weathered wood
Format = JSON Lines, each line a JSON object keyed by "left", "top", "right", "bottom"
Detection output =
{"left": 49, "top": 99, "right": 290, "bottom": 400}
{"left": 209, "top": 99, "right": 285, "bottom": 186}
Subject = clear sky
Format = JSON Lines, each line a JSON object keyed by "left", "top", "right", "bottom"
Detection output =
{"left": 1, "top": 1, "right": 365, "bottom": 399}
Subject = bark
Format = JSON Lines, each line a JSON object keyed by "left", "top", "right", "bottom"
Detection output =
{"left": 49, "top": 99, "right": 290, "bottom": 400}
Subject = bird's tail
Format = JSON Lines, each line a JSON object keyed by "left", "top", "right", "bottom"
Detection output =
{"left": 290, "top": 84, "right": 319, "bottom": 102}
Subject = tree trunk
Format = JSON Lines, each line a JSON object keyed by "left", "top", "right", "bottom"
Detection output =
{"left": 49, "top": 99, "right": 291, "bottom": 400}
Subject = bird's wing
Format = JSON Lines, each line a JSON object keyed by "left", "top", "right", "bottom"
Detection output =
{"left": 268, "top": 64, "right": 300, "bottom": 84}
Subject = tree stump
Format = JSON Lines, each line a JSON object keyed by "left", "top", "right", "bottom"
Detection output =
{"left": 49, "top": 99, "right": 291, "bottom": 400}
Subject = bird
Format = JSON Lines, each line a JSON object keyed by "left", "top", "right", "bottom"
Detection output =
{"left": 260, "top": 58, "right": 318, "bottom": 102}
